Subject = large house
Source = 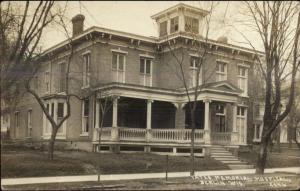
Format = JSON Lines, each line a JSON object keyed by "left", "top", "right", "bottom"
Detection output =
{"left": 6, "top": 4, "right": 264, "bottom": 156}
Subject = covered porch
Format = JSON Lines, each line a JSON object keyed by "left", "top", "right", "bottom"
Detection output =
{"left": 92, "top": 82, "right": 247, "bottom": 152}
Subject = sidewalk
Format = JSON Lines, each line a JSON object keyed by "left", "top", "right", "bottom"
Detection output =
{"left": 2, "top": 167, "right": 300, "bottom": 186}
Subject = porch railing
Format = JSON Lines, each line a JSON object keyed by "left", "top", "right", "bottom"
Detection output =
{"left": 93, "top": 127, "right": 204, "bottom": 143}
{"left": 211, "top": 132, "right": 232, "bottom": 145}
{"left": 151, "top": 129, "right": 204, "bottom": 143}
{"left": 93, "top": 127, "right": 112, "bottom": 142}
{"left": 119, "top": 127, "right": 146, "bottom": 141}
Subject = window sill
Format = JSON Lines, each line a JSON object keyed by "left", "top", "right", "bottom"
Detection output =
{"left": 80, "top": 133, "right": 89, "bottom": 137}
{"left": 81, "top": 86, "right": 90, "bottom": 90}
{"left": 57, "top": 91, "right": 66, "bottom": 95}
{"left": 140, "top": 73, "right": 151, "bottom": 76}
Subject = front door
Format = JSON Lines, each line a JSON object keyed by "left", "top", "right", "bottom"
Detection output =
{"left": 215, "top": 104, "right": 226, "bottom": 132}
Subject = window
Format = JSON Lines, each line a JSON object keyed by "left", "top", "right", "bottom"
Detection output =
{"left": 57, "top": 103, "right": 64, "bottom": 134}
{"left": 45, "top": 103, "right": 51, "bottom": 134}
{"left": 112, "top": 52, "right": 125, "bottom": 71}
{"left": 254, "top": 124, "right": 261, "bottom": 140}
{"left": 215, "top": 104, "right": 226, "bottom": 132}
{"left": 170, "top": 16, "right": 179, "bottom": 33}
{"left": 185, "top": 16, "right": 199, "bottom": 34}
{"left": 51, "top": 103, "right": 55, "bottom": 118}
{"left": 82, "top": 53, "right": 91, "bottom": 87}
{"left": 190, "top": 56, "right": 199, "bottom": 68}
{"left": 237, "top": 107, "right": 245, "bottom": 116}
{"left": 45, "top": 71, "right": 50, "bottom": 93}
{"left": 59, "top": 63, "right": 66, "bottom": 92}
{"left": 189, "top": 56, "right": 202, "bottom": 87}
{"left": 15, "top": 112, "right": 20, "bottom": 128}
{"left": 216, "top": 61, "right": 227, "bottom": 81}
{"left": 237, "top": 106, "right": 247, "bottom": 143}
{"left": 140, "top": 57, "right": 152, "bottom": 86}
{"left": 82, "top": 99, "right": 89, "bottom": 134}
{"left": 112, "top": 52, "right": 126, "bottom": 83}
{"left": 160, "top": 21, "right": 167, "bottom": 36}
{"left": 140, "top": 58, "right": 152, "bottom": 75}
{"left": 57, "top": 103, "right": 64, "bottom": 119}
{"left": 27, "top": 110, "right": 32, "bottom": 137}
{"left": 238, "top": 66, "right": 248, "bottom": 96}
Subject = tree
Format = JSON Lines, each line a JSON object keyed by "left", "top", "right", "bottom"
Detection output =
{"left": 163, "top": 2, "right": 221, "bottom": 176}
{"left": 94, "top": 93, "right": 114, "bottom": 182}
{"left": 0, "top": 1, "right": 57, "bottom": 101}
{"left": 286, "top": 82, "right": 300, "bottom": 149}
{"left": 240, "top": 1, "right": 300, "bottom": 174}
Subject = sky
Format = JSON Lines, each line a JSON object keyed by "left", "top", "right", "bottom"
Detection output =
{"left": 38, "top": 1, "right": 264, "bottom": 52}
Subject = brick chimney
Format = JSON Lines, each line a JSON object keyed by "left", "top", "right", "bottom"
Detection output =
{"left": 71, "top": 14, "right": 85, "bottom": 37}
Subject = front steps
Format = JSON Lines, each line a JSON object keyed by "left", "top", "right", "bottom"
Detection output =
{"left": 210, "top": 145, "right": 254, "bottom": 170}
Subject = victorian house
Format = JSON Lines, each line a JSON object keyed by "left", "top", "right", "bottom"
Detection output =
{"left": 8, "top": 4, "right": 263, "bottom": 156}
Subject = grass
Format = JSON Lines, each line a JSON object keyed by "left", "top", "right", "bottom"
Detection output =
{"left": 3, "top": 173, "right": 300, "bottom": 190}
{"left": 238, "top": 148, "right": 300, "bottom": 168}
{"left": 1, "top": 151, "right": 87, "bottom": 178}
{"left": 55, "top": 150, "right": 229, "bottom": 174}
{"left": 1, "top": 145, "right": 228, "bottom": 178}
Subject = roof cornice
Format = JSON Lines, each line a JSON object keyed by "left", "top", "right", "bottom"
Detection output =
{"left": 40, "top": 26, "right": 264, "bottom": 60}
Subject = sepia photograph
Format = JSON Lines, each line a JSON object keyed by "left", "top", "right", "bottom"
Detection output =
{"left": 1, "top": 1, "right": 300, "bottom": 190}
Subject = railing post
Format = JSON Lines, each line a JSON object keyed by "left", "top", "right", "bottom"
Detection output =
{"left": 146, "top": 129, "right": 152, "bottom": 142}
{"left": 92, "top": 128, "right": 97, "bottom": 142}
{"left": 111, "top": 126, "right": 119, "bottom": 141}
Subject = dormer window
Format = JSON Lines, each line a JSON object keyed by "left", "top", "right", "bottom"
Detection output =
{"left": 170, "top": 17, "right": 179, "bottom": 33}
{"left": 185, "top": 16, "right": 199, "bottom": 34}
{"left": 159, "top": 21, "right": 167, "bottom": 36}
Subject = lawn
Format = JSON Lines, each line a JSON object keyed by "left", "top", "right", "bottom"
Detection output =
{"left": 1, "top": 145, "right": 228, "bottom": 178}
{"left": 238, "top": 148, "right": 300, "bottom": 168}
{"left": 3, "top": 173, "right": 300, "bottom": 190}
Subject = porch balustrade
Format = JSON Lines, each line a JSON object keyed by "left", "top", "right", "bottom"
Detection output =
{"left": 93, "top": 127, "right": 205, "bottom": 143}
{"left": 211, "top": 132, "right": 233, "bottom": 145}
{"left": 151, "top": 129, "right": 204, "bottom": 143}
{"left": 119, "top": 127, "right": 146, "bottom": 141}
{"left": 93, "top": 127, "right": 112, "bottom": 142}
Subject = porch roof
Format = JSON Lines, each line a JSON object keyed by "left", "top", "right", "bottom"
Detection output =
{"left": 93, "top": 81, "right": 242, "bottom": 103}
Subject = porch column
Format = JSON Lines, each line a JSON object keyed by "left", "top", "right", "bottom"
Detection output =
{"left": 204, "top": 99, "right": 211, "bottom": 144}
{"left": 111, "top": 96, "right": 119, "bottom": 142}
{"left": 146, "top": 99, "right": 153, "bottom": 142}
{"left": 95, "top": 100, "right": 99, "bottom": 129}
{"left": 231, "top": 103, "right": 238, "bottom": 144}
{"left": 112, "top": 97, "right": 118, "bottom": 127}
{"left": 244, "top": 108, "right": 248, "bottom": 144}
{"left": 175, "top": 103, "right": 186, "bottom": 129}
{"left": 147, "top": 99, "right": 153, "bottom": 130}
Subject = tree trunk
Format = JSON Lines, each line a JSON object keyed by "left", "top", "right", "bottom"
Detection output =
{"left": 190, "top": 108, "right": 196, "bottom": 177}
{"left": 256, "top": 135, "right": 269, "bottom": 174}
{"left": 276, "top": 129, "right": 281, "bottom": 153}
{"left": 48, "top": 126, "right": 58, "bottom": 160}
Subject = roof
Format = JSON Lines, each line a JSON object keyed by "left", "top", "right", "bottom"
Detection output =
{"left": 40, "top": 4, "right": 265, "bottom": 59}
{"left": 41, "top": 26, "right": 264, "bottom": 59}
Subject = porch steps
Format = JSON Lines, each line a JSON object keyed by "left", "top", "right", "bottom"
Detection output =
{"left": 210, "top": 145, "right": 254, "bottom": 170}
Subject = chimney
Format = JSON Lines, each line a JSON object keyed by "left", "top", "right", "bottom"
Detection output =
{"left": 71, "top": 14, "right": 85, "bottom": 37}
